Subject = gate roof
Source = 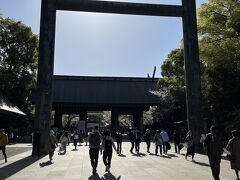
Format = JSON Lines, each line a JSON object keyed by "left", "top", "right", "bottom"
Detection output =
{"left": 53, "top": 75, "right": 160, "bottom": 106}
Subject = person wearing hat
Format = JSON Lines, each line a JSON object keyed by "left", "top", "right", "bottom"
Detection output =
{"left": 0, "top": 128, "right": 8, "bottom": 163}
{"left": 226, "top": 130, "right": 240, "bottom": 180}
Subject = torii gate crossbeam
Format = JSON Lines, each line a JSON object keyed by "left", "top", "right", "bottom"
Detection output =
{"left": 56, "top": 0, "right": 183, "bottom": 17}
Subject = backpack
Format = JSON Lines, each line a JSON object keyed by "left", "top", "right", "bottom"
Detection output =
{"left": 89, "top": 132, "right": 100, "bottom": 147}
{"left": 209, "top": 135, "right": 224, "bottom": 156}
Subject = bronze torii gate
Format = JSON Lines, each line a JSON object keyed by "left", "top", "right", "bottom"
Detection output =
{"left": 35, "top": 0, "right": 203, "bottom": 153}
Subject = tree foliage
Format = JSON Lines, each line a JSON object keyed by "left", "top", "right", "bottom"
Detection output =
{"left": 198, "top": 0, "right": 240, "bottom": 131}
{"left": 152, "top": 0, "right": 240, "bottom": 133}
{"left": 0, "top": 16, "right": 38, "bottom": 116}
{"left": 151, "top": 48, "right": 187, "bottom": 132}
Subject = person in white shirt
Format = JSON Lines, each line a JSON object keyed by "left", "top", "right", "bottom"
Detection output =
{"left": 160, "top": 130, "right": 169, "bottom": 154}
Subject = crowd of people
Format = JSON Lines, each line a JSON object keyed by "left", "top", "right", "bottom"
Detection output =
{"left": 1, "top": 126, "right": 240, "bottom": 179}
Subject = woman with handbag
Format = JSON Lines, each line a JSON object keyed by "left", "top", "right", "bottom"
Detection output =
{"left": 226, "top": 130, "right": 240, "bottom": 180}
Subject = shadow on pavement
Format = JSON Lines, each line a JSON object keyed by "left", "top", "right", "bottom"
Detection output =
{"left": 132, "top": 152, "right": 146, "bottom": 157}
{"left": 167, "top": 153, "right": 178, "bottom": 158}
{"left": 0, "top": 155, "right": 43, "bottom": 179}
{"left": 118, "top": 154, "right": 126, "bottom": 157}
{"left": 193, "top": 160, "right": 210, "bottom": 167}
{"left": 88, "top": 172, "right": 121, "bottom": 180}
{"left": 88, "top": 173, "right": 101, "bottom": 180}
{"left": 160, "top": 155, "right": 171, "bottom": 159}
{"left": 39, "top": 160, "right": 53, "bottom": 167}
{"left": 101, "top": 172, "right": 121, "bottom": 180}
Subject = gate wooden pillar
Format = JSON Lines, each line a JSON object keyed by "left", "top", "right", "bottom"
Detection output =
{"left": 34, "top": 0, "right": 56, "bottom": 154}
{"left": 54, "top": 109, "right": 62, "bottom": 130}
{"left": 133, "top": 111, "right": 143, "bottom": 134}
{"left": 111, "top": 109, "right": 119, "bottom": 134}
{"left": 79, "top": 110, "right": 88, "bottom": 133}
{"left": 182, "top": 0, "right": 203, "bottom": 152}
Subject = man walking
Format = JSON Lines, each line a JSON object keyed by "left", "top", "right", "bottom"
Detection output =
{"left": 144, "top": 129, "right": 151, "bottom": 153}
{"left": 115, "top": 131, "right": 123, "bottom": 155}
{"left": 128, "top": 129, "right": 135, "bottom": 153}
{"left": 160, "top": 130, "right": 169, "bottom": 154}
{"left": 173, "top": 130, "right": 181, "bottom": 153}
{"left": 88, "top": 126, "right": 101, "bottom": 175}
{"left": 0, "top": 128, "right": 8, "bottom": 163}
{"left": 204, "top": 125, "right": 224, "bottom": 180}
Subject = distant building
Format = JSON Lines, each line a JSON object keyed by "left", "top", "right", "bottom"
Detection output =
{"left": 0, "top": 93, "right": 27, "bottom": 130}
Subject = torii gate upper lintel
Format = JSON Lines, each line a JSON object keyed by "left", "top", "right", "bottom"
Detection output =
{"left": 35, "top": 0, "right": 203, "bottom": 153}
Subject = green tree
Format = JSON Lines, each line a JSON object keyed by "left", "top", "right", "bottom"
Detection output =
{"left": 152, "top": 48, "right": 187, "bottom": 132}
{"left": 153, "top": 0, "right": 240, "bottom": 134}
{"left": 0, "top": 16, "right": 38, "bottom": 116}
{"left": 198, "top": 0, "right": 240, "bottom": 131}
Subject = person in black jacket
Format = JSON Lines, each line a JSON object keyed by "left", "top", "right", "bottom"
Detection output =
{"left": 134, "top": 130, "right": 141, "bottom": 153}
{"left": 204, "top": 126, "right": 223, "bottom": 180}
{"left": 88, "top": 126, "right": 101, "bottom": 175}
{"left": 173, "top": 130, "right": 181, "bottom": 154}
{"left": 101, "top": 130, "right": 117, "bottom": 173}
{"left": 115, "top": 131, "right": 123, "bottom": 155}
{"left": 143, "top": 129, "right": 151, "bottom": 153}
{"left": 128, "top": 129, "right": 135, "bottom": 153}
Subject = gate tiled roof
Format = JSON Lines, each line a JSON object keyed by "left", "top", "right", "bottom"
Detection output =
{"left": 53, "top": 75, "right": 160, "bottom": 105}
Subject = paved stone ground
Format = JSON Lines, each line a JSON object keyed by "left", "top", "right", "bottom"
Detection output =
{"left": 0, "top": 142, "right": 236, "bottom": 180}
{"left": 0, "top": 144, "right": 32, "bottom": 161}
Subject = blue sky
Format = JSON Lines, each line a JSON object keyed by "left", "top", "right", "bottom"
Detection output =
{"left": 0, "top": 0, "right": 207, "bottom": 77}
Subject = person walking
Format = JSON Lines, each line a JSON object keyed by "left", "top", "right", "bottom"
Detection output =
{"left": 173, "top": 130, "right": 181, "bottom": 154}
{"left": 73, "top": 130, "right": 79, "bottom": 150}
{"left": 9, "top": 130, "right": 14, "bottom": 144}
{"left": 134, "top": 130, "right": 141, "bottom": 153}
{"left": 115, "top": 131, "right": 123, "bottom": 155}
{"left": 160, "top": 130, "right": 169, "bottom": 154}
{"left": 32, "top": 129, "right": 40, "bottom": 157}
{"left": 226, "top": 130, "right": 240, "bottom": 180}
{"left": 154, "top": 130, "right": 163, "bottom": 155}
{"left": 46, "top": 130, "right": 58, "bottom": 161}
{"left": 128, "top": 129, "right": 135, "bottom": 153}
{"left": 204, "top": 126, "right": 224, "bottom": 180}
{"left": 101, "top": 130, "right": 117, "bottom": 173}
{"left": 59, "top": 131, "right": 68, "bottom": 154}
{"left": 0, "top": 128, "right": 8, "bottom": 163}
{"left": 143, "top": 129, "right": 151, "bottom": 153}
{"left": 185, "top": 130, "right": 195, "bottom": 161}
{"left": 88, "top": 126, "right": 101, "bottom": 175}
